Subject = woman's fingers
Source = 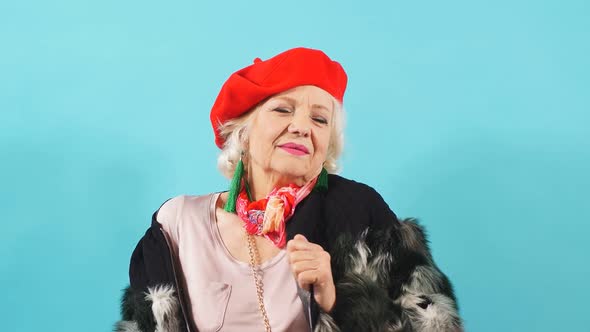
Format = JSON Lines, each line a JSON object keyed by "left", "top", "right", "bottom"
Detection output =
{"left": 288, "top": 250, "right": 317, "bottom": 263}
{"left": 296, "top": 270, "right": 319, "bottom": 291}
{"left": 287, "top": 235, "right": 332, "bottom": 286}
{"left": 287, "top": 236, "right": 324, "bottom": 253}
{"left": 290, "top": 260, "right": 320, "bottom": 274}
{"left": 294, "top": 234, "right": 307, "bottom": 242}
{"left": 286, "top": 234, "right": 337, "bottom": 312}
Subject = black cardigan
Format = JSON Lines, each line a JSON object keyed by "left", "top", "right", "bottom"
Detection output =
{"left": 115, "top": 174, "right": 463, "bottom": 332}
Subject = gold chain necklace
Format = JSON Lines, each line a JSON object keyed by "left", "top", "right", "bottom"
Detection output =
{"left": 246, "top": 231, "right": 272, "bottom": 332}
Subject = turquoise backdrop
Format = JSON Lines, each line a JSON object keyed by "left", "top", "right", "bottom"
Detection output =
{"left": 1, "top": 0, "right": 589, "bottom": 331}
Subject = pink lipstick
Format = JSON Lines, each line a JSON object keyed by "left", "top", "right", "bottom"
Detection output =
{"left": 278, "top": 143, "right": 309, "bottom": 156}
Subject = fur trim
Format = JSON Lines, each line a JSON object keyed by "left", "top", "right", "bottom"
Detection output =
{"left": 114, "top": 320, "right": 142, "bottom": 332}
{"left": 398, "top": 219, "right": 432, "bottom": 259}
{"left": 400, "top": 293, "right": 463, "bottom": 332}
{"left": 314, "top": 311, "right": 341, "bottom": 332}
{"left": 115, "top": 286, "right": 155, "bottom": 332}
{"left": 115, "top": 284, "right": 182, "bottom": 332}
{"left": 326, "top": 218, "right": 463, "bottom": 331}
{"left": 404, "top": 265, "right": 446, "bottom": 294}
{"left": 315, "top": 309, "right": 404, "bottom": 332}
{"left": 145, "top": 285, "right": 181, "bottom": 332}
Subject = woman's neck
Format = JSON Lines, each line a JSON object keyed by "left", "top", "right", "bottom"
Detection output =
{"left": 247, "top": 167, "right": 308, "bottom": 201}
{"left": 246, "top": 171, "right": 307, "bottom": 201}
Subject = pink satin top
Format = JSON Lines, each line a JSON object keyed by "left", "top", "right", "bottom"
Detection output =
{"left": 157, "top": 193, "right": 309, "bottom": 332}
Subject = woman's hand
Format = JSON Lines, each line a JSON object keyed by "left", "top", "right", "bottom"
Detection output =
{"left": 286, "top": 234, "right": 336, "bottom": 313}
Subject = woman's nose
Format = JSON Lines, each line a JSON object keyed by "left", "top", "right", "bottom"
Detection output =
{"left": 287, "top": 113, "right": 311, "bottom": 136}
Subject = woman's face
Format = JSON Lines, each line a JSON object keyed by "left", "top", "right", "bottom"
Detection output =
{"left": 247, "top": 85, "right": 334, "bottom": 183}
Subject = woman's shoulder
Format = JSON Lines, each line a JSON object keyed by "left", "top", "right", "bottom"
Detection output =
{"left": 326, "top": 174, "right": 392, "bottom": 207}
{"left": 155, "top": 192, "right": 219, "bottom": 227}
{"left": 324, "top": 174, "right": 399, "bottom": 230}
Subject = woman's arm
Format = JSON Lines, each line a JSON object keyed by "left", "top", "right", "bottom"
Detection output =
{"left": 114, "top": 201, "right": 189, "bottom": 332}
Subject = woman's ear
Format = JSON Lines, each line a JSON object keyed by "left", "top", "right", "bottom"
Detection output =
{"left": 240, "top": 139, "right": 249, "bottom": 160}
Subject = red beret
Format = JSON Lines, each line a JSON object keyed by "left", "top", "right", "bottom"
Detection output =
{"left": 210, "top": 47, "right": 348, "bottom": 148}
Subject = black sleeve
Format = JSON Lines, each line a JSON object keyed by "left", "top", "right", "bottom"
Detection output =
{"left": 316, "top": 177, "right": 463, "bottom": 331}
{"left": 321, "top": 182, "right": 409, "bottom": 331}
{"left": 129, "top": 211, "right": 177, "bottom": 292}
{"left": 115, "top": 207, "right": 189, "bottom": 332}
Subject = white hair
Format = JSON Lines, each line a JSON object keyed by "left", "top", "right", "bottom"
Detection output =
{"left": 216, "top": 98, "right": 346, "bottom": 179}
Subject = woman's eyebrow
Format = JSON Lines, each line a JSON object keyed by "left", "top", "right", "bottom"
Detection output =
{"left": 274, "top": 96, "right": 331, "bottom": 113}
{"left": 274, "top": 96, "right": 297, "bottom": 103}
{"left": 312, "top": 104, "right": 331, "bottom": 113}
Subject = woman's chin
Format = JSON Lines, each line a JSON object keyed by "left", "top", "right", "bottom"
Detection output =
{"left": 271, "top": 166, "right": 326, "bottom": 184}
{"left": 270, "top": 163, "right": 311, "bottom": 180}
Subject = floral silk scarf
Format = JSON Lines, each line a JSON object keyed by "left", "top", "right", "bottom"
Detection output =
{"left": 235, "top": 178, "right": 317, "bottom": 248}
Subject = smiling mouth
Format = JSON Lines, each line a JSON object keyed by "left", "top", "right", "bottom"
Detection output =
{"left": 278, "top": 143, "right": 309, "bottom": 156}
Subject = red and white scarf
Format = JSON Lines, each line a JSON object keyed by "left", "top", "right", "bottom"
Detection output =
{"left": 236, "top": 178, "right": 317, "bottom": 248}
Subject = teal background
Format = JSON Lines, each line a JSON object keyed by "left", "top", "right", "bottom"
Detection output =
{"left": 1, "top": 0, "right": 589, "bottom": 331}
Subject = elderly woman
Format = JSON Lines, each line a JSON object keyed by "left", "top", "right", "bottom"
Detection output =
{"left": 115, "top": 47, "right": 463, "bottom": 332}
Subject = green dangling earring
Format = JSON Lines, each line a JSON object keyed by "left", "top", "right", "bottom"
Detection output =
{"left": 224, "top": 155, "right": 244, "bottom": 213}
{"left": 314, "top": 167, "right": 329, "bottom": 192}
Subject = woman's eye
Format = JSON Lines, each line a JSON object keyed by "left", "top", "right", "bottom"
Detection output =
{"left": 273, "top": 108, "right": 291, "bottom": 113}
{"left": 313, "top": 117, "right": 328, "bottom": 124}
